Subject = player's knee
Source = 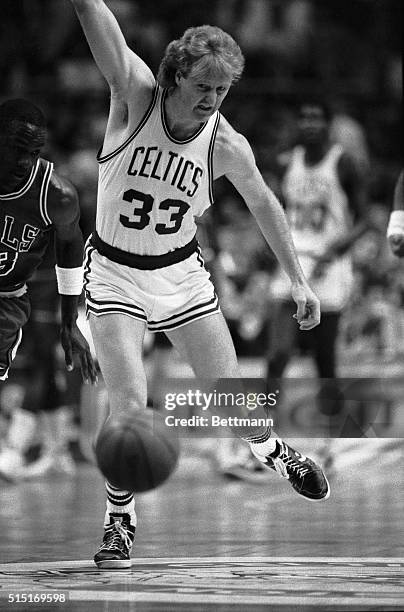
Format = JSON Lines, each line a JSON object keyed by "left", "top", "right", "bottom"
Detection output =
{"left": 108, "top": 385, "right": 147, "bottom": 416}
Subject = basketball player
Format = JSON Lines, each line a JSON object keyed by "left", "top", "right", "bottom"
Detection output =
{"left": 0, "top": 99, "right": 97, "bottom": 395}
{"left": 266, "top": 101, "right": 368, "bottom": 416}
{"left": 69, "top": 0, "right": 330, "bottom": 569}
{"left": 387, "top": 169, "right": 404, "bottom": 258}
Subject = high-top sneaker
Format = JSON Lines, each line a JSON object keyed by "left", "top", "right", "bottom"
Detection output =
{"left": 94, "top": 513, "right": 135, "bottom": 569}
{"left": 252, "top": 439, "right": 330, "bottom": 501}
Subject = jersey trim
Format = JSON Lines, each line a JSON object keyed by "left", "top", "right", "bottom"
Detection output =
{"left": 39, "top": 161, "right": 53, "bottom": 226}
{"left": 97, "top": 86, "right": 159, "bottom": 164}
{"left": 161, "top": 88, "right": 214, "bottom": 145}
{"left": 91, "top": 231, "right": 199, "bottom": 270}
{"left": 0, "top": 160, "right": 40, "bottom": 200}
{"left": 208, "top": 113, "right": 220, "bottom": 204}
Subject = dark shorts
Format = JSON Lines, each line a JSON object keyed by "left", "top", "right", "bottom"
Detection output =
{"left": 0, "top": 293, "right": 31, "bottom": 380}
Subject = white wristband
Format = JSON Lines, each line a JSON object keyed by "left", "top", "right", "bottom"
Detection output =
{"left": 55, "top": 265, "right": 84, "bottom": 295}
{"left": 387, "top": 210, "right": 404, "bottom": 238}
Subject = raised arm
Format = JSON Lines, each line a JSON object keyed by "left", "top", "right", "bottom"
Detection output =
{"left": 47, "top": 173, "right": 98, "bottom": 383}
{"left": 69, "top": 0, "right": 154, "bottom": 96}
{"left": 215, "top": 122, "right": 320, "bottom": 330}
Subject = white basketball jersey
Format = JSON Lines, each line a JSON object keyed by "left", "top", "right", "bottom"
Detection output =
{"left": 273, "top": 144, "right": 354, "bottom": 311}
{"left": 96, "top": 86, "right": 220, "bottom": 256}
{"left": 282, "top": 144, "right": 352, "bottom": 259}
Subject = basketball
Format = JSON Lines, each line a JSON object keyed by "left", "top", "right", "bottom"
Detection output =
{"left": 95, "top": 410, "right": 180, "bottom": 492}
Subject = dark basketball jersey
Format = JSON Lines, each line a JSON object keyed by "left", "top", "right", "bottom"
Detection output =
{"left": 0, "top": 158, "right": 54, "bottom": 291}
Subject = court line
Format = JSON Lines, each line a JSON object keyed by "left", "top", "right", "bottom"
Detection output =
{"left": 67, "top": 590, "right": 404, "bottom": 606}
{"left": 0, "top": 556, "right": 402, "bottom": 571}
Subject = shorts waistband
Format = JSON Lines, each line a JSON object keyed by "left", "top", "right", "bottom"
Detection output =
{"left": 0, "top": 284, "right": 27, "bottom": 298}
{"left": 90, "top": 232, "right": 199, "bottom": 270}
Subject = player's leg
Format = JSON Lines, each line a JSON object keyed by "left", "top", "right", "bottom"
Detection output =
{"left": 312, "top": 311, "right": 344, "bottom": 471}
{"left": 166, "top": 312, "right": 330, "bottom": 501}
{"left": 0, "top": 293, "right": 30, "bottom": 381}
{"left": 89, "top": 312, "right": 148, "bottom": 417}
{"left": 20, "top": 318, "right": 76, "bottom": 479}
{"left": 0, "top": 293, "right": 32, "bottom": 481}
{"left": 266, "top": 299, "right": 297, "bottom": 381}
{"left": 313, "top": 312, "right": 344, "bottom": 428}
{"left": 89, "top": 312, "right": 146, "bottom": 568}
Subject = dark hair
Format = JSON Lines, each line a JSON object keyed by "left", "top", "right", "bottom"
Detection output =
{"left": 297, "top": 98, "right": 332, "bottom": 122}
{"left": 0, "top": 99, "right": 46, "bottom": 131}
{"left": 157, "top": 25, "right": 245, "bottom": 88}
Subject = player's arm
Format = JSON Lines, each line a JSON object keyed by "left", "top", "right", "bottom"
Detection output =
{"left": 216, "top": 123, "right": 320, "bottom": 330}
{"left": 68, "top": 0, "right": 155, "bottom": 96}
{"left": 47, "top": 174, "right": 98, "bottom": 383}
{"left": 387, "top": 169, "right": 404, "bottom": 257}
{"left": 327, "top": 152, "right": 370, "bottom": 257}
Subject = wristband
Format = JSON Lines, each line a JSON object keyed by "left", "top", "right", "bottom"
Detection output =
{"left": 387, "top": 210, "right": 404, "bottom": 238}
{"left": 55, "top": 265, "right": 84, "bottom": 295}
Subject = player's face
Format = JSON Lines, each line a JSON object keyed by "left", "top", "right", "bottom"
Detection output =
{"left": 176, "top": 71, "right": 232, "bottom": 121}
{"left": 0, "top": 120, "right": 46, "bottom": 192}
{"left": 298, "top": 105, "right": 329, "bottom": 146}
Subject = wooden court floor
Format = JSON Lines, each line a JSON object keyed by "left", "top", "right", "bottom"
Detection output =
{"left": 0, "top": 438, "right": 403, "bottom": 612}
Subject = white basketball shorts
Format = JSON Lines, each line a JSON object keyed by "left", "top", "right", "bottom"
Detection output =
{"left": 83, "top": 241, "right": 220, "bottom": 332}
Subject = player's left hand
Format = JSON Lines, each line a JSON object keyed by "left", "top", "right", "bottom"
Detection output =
{"left": 60, "top": 322, "right": 98, "bottom": 384}
{"left": 291, "top": 282, "right": 321, "bottom": 330}
{"left": 388, "top": 233, "right": 404, "bottom": 258}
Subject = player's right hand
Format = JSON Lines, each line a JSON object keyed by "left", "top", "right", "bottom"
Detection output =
{"left": 291, "top": 282, "right": 321, "bottom": 331}
{"left": 60, "top": 322, "right": 98, "bottom": 384}
{"left": 388, "top": 233, "right": 404, "bottom": 258}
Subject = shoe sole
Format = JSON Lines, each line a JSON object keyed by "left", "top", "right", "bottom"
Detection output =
{"left": 95, "top": 559, "right": 132, "bottom": 569}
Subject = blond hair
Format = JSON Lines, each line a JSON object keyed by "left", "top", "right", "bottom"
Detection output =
{"left": 157, "top": 25, "right": 245, "bottom": 88}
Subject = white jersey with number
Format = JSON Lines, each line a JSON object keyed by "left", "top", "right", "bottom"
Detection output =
{"left": 282, "top": 144, "right": 351, "bottom": 259}
{"left": 272, "top": 144, "right": 354, "bottom": 311}
{"left": 96, "top": 86, "right": 220, "bottom": 256}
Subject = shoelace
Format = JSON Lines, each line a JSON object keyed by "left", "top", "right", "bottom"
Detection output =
{"left": 272, "top": 445, "right": 310, "bottom": 479}
{"left": 101, "top": 521, "right": 133, "bottom": 551}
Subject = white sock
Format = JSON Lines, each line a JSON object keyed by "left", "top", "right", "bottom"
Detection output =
{"left": 105, "top": 481, "right": 137, "bottom": 527}
{"left": 246, "top": 430, "right": 280, "bottom": 458}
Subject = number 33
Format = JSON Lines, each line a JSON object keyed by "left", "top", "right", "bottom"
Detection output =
{"left": 120, "top": 189, "right": 190, "bottom": 235}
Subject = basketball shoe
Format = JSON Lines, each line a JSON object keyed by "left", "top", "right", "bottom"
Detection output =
{"left": 94, "top": 513, "right": 135, "bottom": 569}
{"left": 251, "top": 439, "right": 330, "bottom": 501}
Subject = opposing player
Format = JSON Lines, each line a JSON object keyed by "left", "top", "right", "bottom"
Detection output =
{"left": 69, "top": 0, "right": 330, "bottom": 569}
{"left": 0, "top": 99, "right": 97, "bottom": 392}
{"left": 266, "top": 101, "right": 368, "bottom": 414}
{"left": 387, "top": 169, "right": 404, "bottom": 258}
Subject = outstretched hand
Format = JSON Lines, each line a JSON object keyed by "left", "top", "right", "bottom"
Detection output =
{"left": 291, "top": 282, "right": 321, "bottom": 330}
{"left": 60, "top": 322, "right": 98, "bottom": 384}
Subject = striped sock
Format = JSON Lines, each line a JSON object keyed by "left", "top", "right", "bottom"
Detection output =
{"left": 242, "top": 426, "right": 278, "bottom": 457}
{"left": 105, "top": 481, "right": 137, "bottom": 527}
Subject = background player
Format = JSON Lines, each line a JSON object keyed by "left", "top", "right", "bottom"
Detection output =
{"left": 0, "top": 98, "right": 97, "bottom": 478}
{"left": 69, "top": 0, "right": 330, "bottom": 569}
{"left": 266, "top": 100, "right": 368, "bottom": 417}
